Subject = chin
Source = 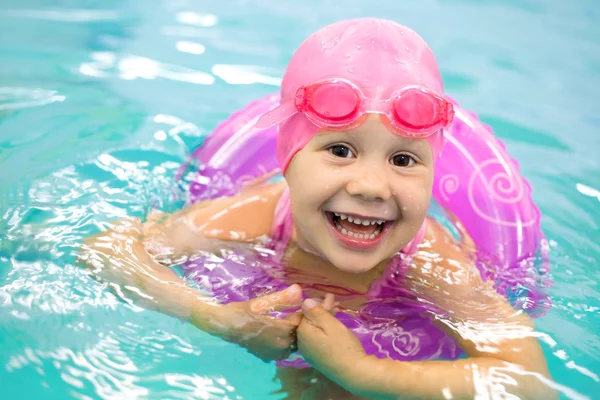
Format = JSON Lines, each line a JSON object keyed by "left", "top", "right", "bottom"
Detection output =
{"left": 326, "top": 251, "right": 384, "bottom": 274}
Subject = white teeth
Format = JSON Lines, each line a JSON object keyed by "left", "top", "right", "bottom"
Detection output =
{"left": 332, "top": 212, "right": 386, "bottom": 226}
{"left": 333, "top": 212, "right": 385, "bottom": 226}
{"left": 350, "top": 217, "right": 382, "bottom": 226}
{"left": 334, "top": 221, "right": 383, "bottom": 240}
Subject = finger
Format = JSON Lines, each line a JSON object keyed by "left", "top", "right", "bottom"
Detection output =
{"left": 146, "top": 209, "right": 166, "bottom": 224}
{"left": 301, "top": 298, "right": 336, "bottom": 329}
{"left": 322, "top": 293, "right": 335, "bottom": 312}
{"left": 283, "top": 310, "right": 303, "bottom": 325}
{"left": 142, "top": 210, "right": 169, "bottom": 238}
{"left": 250, "top": 284, "right": 303, "bottom": 314}
{"left": 107, "top": 220, "right": 143, "bottom": 244}
{"left": 112, "top": 217, "right": 142, "bottom": 234}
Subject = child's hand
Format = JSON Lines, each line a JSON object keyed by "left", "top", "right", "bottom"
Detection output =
{"left": 78, "top": 217, "right": 192, "bottom": 315}
{"left": 80, "top": 217, "right": 165, "bottom": 292}
{"left": 297, "top": 295, "right": 367, "bottom": 388}
{"left": 219, "top": 284, "right": 304, "bottom": 362}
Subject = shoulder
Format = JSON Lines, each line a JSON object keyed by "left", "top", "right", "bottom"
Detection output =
{"left": 420, "top": 217, "right": 473, "bottom": 262}
{"left": 408, "top": 218, "right": 538, "bottom": 336}
{"left": 408, "top": 217, "right": 525, "bottom": 321}
{"left": 409, "top": 216, "right": 482, "bottom": 287}
{"left": 177, "top": 181, "right": 288, "bottom": 242}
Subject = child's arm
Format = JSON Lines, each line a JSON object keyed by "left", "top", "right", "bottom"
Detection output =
{"left": 355, "top": 222, "right": 556, "bottom": 399}
{"left": 296, "top": 219, "right": 558, "bottom": 399}
{"left": 78, "top": 182, "right": 303, "bottom": 361}
{"left": 137, "top": 181, "right": 287, "bottom": 264}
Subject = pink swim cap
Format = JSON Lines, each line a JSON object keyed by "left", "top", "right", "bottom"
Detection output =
{"left": 260, "top": 18, "right": 448, "bottom": 172}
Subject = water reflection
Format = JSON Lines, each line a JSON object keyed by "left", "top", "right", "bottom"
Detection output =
{"left": 175, "top": 11, "right": 218, "bottom": 27}
{"left": 175, "top": 40, "right": 206, "bottom": 55}
{"left": 79, "top": 52, "right": 215, "bottom": 85}
{"left": 0, "top": 87, "right": 65, "bottom": 111}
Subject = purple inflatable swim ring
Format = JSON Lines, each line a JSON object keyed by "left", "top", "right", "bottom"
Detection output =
{"left": 176, "top": 94, "right": 551, "bottom": 366}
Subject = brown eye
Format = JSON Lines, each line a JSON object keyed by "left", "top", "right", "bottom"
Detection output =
{"left": 391, "top": 154, "right": 415, "bottom": 167}
{"left": 329, "top": 145, "right": 354, "bottom": 158}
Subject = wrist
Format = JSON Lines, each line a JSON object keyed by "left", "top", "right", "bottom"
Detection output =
{"left": 340, "top": 355, "right": 391, "bottom": 398}
{"left": 189, "top": 294, "right": 233, "bottom": 340}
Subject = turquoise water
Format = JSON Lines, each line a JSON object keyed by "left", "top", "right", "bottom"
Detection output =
{"left": 1, "top": 0, "right": 599, "bottom": 398}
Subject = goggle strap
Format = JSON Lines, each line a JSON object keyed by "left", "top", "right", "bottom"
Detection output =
{"left": 255, "top": 100, "right": 298, "bottom": 130}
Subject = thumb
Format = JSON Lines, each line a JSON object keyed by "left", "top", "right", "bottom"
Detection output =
{"left": 301, "top": 298, "right": 335, "bottom": 328}
{"left": 146, "top": 209, "right": 166, "bottom": 224}
{"left": 250, "top": 284, "right": 303, "bottom": 314}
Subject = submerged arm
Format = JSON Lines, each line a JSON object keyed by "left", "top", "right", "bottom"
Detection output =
{"left": 136, "top": 181, "right": 286, "bottom": 264}
{"left": 77, "top": 183, "right": 304, "bottom": 360}
{"left": 79, "top": 217, "right": 223, "bottom": 328}
{"left": 348, "top": 220, "right": 557, "bottom": 399}
{"left": 296, "top": 218, "right": 557, "bottom": 399}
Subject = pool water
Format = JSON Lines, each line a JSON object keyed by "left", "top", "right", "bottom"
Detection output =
{"left": 1, "top": 0, "right": 599, "bottom": 399}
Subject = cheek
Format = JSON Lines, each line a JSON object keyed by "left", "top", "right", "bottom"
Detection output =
{"left": 289, "top": 175, "right": 326, "bottom": 208}
{"left": 287, "top": 160, "right": 344, "bottom": 206}
{"left": 396, "top": 176, "right": 433, "bottom": 217}
{"left": 286, "top": 174, "right": 328, "bottom": 222}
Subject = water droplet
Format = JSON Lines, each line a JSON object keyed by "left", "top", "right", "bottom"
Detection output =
{"left": 405, "top": 46, "right": 410, "bottom": 52}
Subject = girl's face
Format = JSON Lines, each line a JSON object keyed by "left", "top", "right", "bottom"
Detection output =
{"left": 285, "top": 115, "right": 435, "bottom": 274}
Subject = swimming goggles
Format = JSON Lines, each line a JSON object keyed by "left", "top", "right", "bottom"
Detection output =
{"left": 256, "top": 79, "right": 454, "bottom": 137}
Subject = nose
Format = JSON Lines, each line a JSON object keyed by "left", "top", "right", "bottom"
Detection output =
{"left": 345, "top": 166, "right": 392, "bottom": 202}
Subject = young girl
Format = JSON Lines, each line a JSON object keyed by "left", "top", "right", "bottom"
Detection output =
{"left": 80, "top": 18, "right": 556, "bottom": 399}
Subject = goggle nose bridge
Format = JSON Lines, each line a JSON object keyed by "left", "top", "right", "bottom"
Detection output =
{"left": 361, "top": 97, "right": 392, "bottom": 114}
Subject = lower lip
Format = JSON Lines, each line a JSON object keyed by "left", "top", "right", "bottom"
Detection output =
{"left": 325, "top": 212, "right": 391, "bottom": 250}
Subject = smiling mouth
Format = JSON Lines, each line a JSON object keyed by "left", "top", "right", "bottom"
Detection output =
{"left": 325, "top": 211, "right": 395, "bottom": 244}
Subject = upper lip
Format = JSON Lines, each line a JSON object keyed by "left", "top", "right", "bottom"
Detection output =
{"left": 327, "top": 210, "right": 396, "bottom": 222}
